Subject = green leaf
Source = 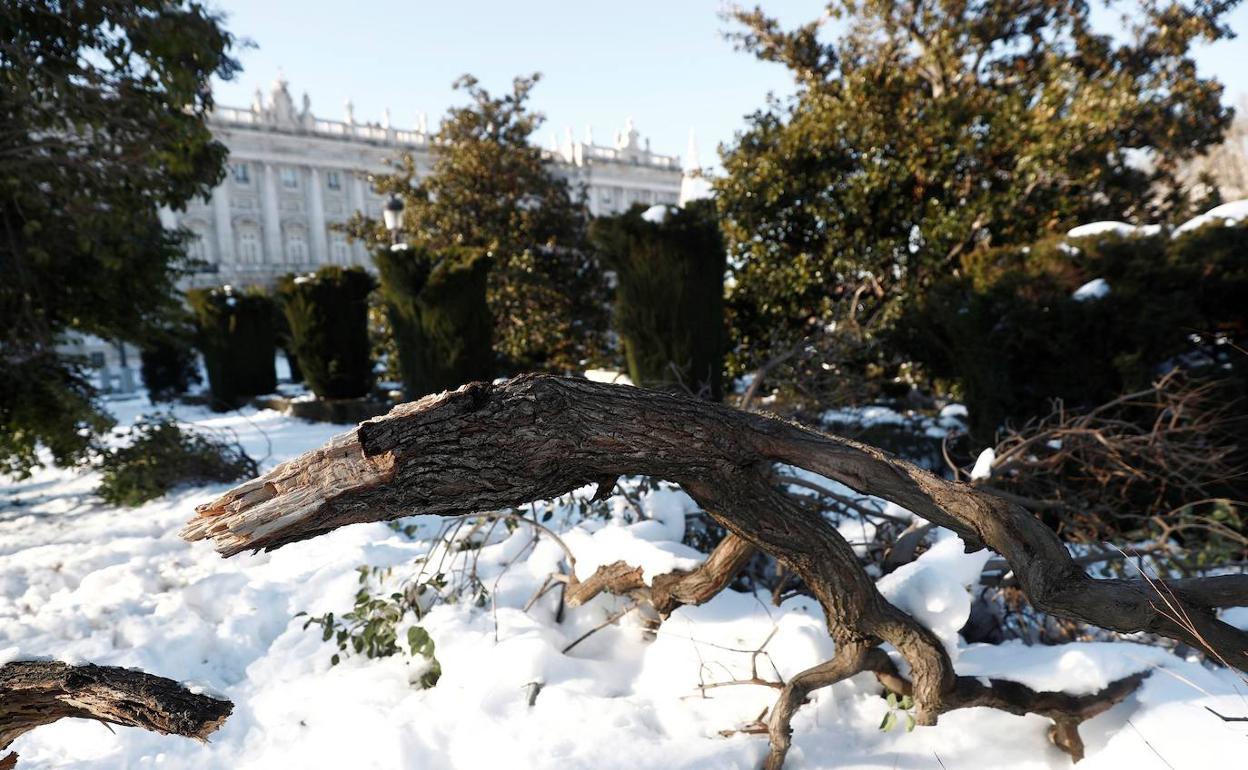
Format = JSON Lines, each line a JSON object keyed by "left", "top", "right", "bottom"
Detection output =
{"left": 879, "top": 711, "right": 897, "bottom": 732}
{"left": 905, "top": 714, "right": 917, "bottom": 732}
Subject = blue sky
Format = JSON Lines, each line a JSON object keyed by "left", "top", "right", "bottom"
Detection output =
{"left": 209, "top": 1, "right": 1248, "bottom": 170}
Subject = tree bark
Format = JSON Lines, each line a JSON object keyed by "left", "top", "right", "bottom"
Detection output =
{"left": 183, "top": 375, "right": 1248, "bottom": 766}
{"left": 0, "top": 661, "right": 232, "bottom": 767}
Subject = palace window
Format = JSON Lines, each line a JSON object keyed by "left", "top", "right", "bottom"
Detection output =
{"left": 237, "top": 224, "right": 260, "bottom": 263}
{"left": 326, "top": 171, "right": 341, "bottom": 191}
{"left": 232, "top": 163, "right": 250, "bottom": 184}
{"left": 285, "top": 225, "right": 308, "bottom": 263}
{"left": 186, "top": 221, "right": 211, "bottom": 262}
{"left": 280, "top": 167, "right": 299, "bottom": 189}
{"left": 330, "top": 232, "right": 350, "bottom": 263}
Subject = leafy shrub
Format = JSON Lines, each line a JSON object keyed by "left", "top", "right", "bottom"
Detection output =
{"left": 900, "top": 222, "right": 1248, "bottom": 440}
{"left": 187, "top": 286, "right": 277, "bottom": 411}
{"left": 590, "top": 199, "right": 726, "bottom": 400}
{"left": 375, "top": 244, "right": 493, "bottom": 399}
{"left": 139, "top": 330, "right": 200, "bottom": 403}
{"left": 298, "top": 565, "right": 441, "bottom": 687}
{"left": 277, "top": 266, "right": 375, "bottom": 399}
{"left": 96, "top": 415, "right": 257, "bottom": 507}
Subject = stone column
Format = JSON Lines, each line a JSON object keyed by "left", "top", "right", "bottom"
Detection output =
{"left": 211, "top": 182, "right": 233, "bottom": 264}
{"left": 157, "top": 207, "right": 178, "bottom": 229}
{"left": 262, "top": 162, "right": 284, "bottom": 265}
{"left": 350, "top": 173, "right": 368, "bottom": 264}
{"left": 307, "top": 167, "right": 329, "bottom": 264}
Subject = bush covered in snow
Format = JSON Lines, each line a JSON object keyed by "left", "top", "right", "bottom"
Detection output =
{"left": 900, "top": 221, "right": 1248, "bottom": 440}
{"left": 95, "top": 415, "right": 257, "bottom": 507}
{"left": 277, "top": 266, "right": 376, "bottom": 400}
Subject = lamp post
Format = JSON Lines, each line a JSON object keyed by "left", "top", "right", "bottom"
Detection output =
{"left": 383, "top": 193, "right": 404, "bottom": 246}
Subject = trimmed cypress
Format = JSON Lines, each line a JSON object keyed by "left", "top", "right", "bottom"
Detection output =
{"left": 187, "top": 286, "right": 277, "bottom": 411}
{"left": 139, "top": 328, "right": 200, "bottom": 404}
{"left": 589, "top": 199, "right": 726, "bottom": 400}
{"left": 375, "top": 244, "right": 493, "bottom": 399}
{"left": 272, "top": 304, "right": 304, "bottom": 384}
{"left": 277, "top": 266, "right": 376, "bottom": 400}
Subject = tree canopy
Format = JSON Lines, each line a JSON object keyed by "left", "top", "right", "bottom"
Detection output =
{"left": 0, "top": 0, "right": 239, "bottom": 474}
{"left": 718, "top": 0, "right": 1238, "bottom": 392}
{"left": 347, "top": 74, "right": 607, "bottom": 372}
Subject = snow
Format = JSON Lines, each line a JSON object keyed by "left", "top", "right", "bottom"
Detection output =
{"left": 3, "top": 399, "right": 1246, "bottom": 768}
{"left": 1174, "top": 198, "right": 1248, "bottom": 235}
{"left": 1066, "top": 221, "right": 1161, "bottom": 239}
{"left": 583, "top": 368, "right": 635, "bottom": 386}
{"left": 641, "top": 204, "right": 673, "bottom": 224}
{"left": 1072, "top": 277, "right": 1111, "bottom": 302}
{"left": 876, "top": 536, "right": 992, "bottom": 659}
{"left": 970, "top": 447, "right": 995, "bottom": 480}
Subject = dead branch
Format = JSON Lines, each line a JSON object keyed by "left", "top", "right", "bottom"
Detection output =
{"left": 182, "top": 375, "right": 1248, "bottom": 767}
{"left": 981, "top": 372, "right": 1247, "bottom": 549}
{"left": 0, "top": 661, "right": 232, "bottom": 767}
{"left": 565, "top": 533, "right": 755, "bottom": 618}
{"left": 865, "top": 651, "right": 1148, "bottom": 763}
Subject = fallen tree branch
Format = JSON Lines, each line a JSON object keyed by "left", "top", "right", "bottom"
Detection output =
{"left": 566, "top": 533, "right": 756, "bottom": 617}
{"left": 865, "top": 651, "right": 1148, "bottom": 763}
{"left": 182, "top": 375, "right": 1248, "bottom": 766}
{"left": 0, "top": 661, "right": 232, "bottom": 767}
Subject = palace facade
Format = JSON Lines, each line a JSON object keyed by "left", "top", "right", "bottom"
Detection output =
{"left": 163, "top": 77, "right": 688, "bottom": 288}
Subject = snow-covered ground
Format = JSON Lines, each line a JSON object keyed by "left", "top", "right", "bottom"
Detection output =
{"left": 2, "top": 398, "right": 1246, "bottom": 769}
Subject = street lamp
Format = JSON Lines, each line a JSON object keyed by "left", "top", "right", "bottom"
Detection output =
{"left": 383, "top": 193, "right": 404, "bottom": 245}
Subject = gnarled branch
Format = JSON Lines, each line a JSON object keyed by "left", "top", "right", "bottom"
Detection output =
{"left": 183, "top": 375, "right": 1248, "bottom": 766}
{"left": 0, "top": 661, "right": 232, "bottom": 767}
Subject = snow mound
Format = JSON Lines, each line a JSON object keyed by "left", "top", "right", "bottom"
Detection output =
{"left": 1072, "top": 277, "right": 1110, "bottom": 302}
{"left": 1067, "top": 221, "right": 1161, "bottom": 239}
{"left": 582, "top": 368, "right": 634, "bottom": 386}
{"left": 1174, "top": 198, "right": 1248, "bottom": 235}
{"left": 969, "top": 448, "right": 995, "bottom": 480}
{"left": 641, "top": 204, "right": 672, "bottom": 224}
{"left": 875, "top": 536, "right": 992, "bottom": 659}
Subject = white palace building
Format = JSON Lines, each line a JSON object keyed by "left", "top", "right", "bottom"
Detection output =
{"left": 163, "top": 76, "right": 693, "bottom": 288}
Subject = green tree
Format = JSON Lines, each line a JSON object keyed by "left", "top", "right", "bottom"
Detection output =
{"left": 277, "top": 267, "right": 376, "bottom": 400}
{"left": 590, "top": 200, "right": 727, "bottom": 400}
{"left": 375, "top": 245, "right": 493, "bottom": 400}
{"left": 0, "top": 0, "right": 238, "bottom": 474}
{"left": 346, "top": 74, "right": 607, "bottom": 372}
{"left": 718, "top": 0, "right": 1237, "bottom": 400}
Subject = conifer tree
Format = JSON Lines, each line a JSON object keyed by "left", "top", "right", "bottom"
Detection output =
{"left": 188, "top": 288, "right": 277, "bottom": 411}
{"left": 277, "top": 267, "right": 376, "bottom": 400}
{"left": 590, "top": 200, "right": 726, "bottom": 400}
{"left": 374, "top": 245, "right": 493, "bottom": 399}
